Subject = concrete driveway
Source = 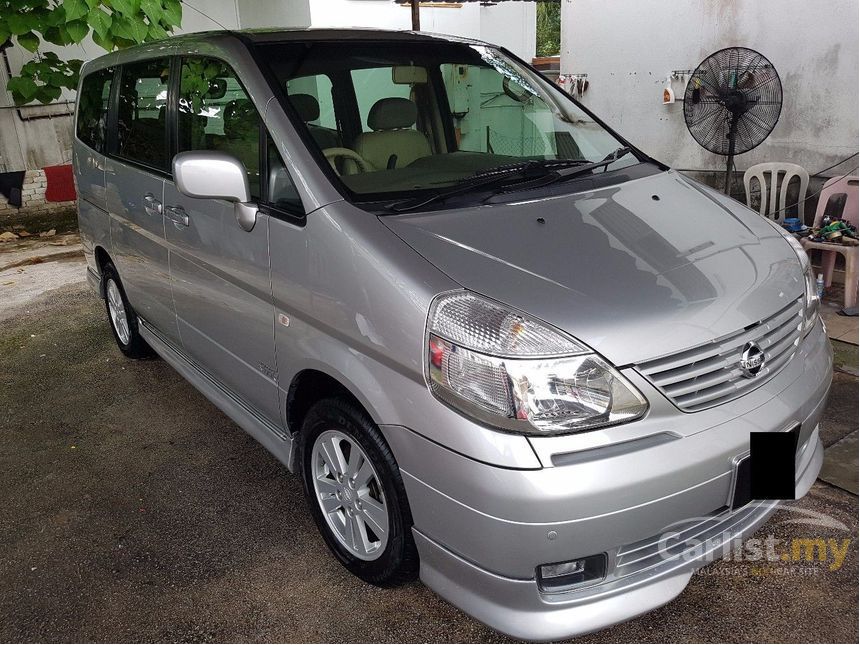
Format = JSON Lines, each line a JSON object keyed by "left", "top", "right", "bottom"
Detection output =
{"left": 0, "top": 276, "right": 857, "bottom": 643}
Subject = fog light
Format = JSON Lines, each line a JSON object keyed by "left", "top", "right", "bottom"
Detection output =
{"left": 537, "top": 554, "right": 606, "bottom": 592}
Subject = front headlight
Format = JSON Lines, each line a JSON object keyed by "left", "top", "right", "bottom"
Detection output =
{"left": 780, "top": 229, "right": 821, "bottom": 335}
{"left": 426, "top": 291, "right": 647, "bottom": 434}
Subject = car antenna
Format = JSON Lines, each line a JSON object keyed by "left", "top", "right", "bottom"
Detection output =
{"left": 182, "top": 1, "right": 234, "bottom": 34}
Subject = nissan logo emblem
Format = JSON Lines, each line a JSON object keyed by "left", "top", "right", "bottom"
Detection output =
{"left": 739, "top": 342, "right": 766, "bottom": 378}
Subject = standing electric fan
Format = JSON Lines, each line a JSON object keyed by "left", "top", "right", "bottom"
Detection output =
{"left": 683, "top": 47, "right": 783, "bottom": 194}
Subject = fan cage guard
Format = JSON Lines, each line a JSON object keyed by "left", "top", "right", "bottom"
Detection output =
{"left": 683, "top": 47, "right": 783, "bottom": 156}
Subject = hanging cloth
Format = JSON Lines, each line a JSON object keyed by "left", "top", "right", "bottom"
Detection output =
{"left": 0, "top": 170, "right": 25, "bottom": 208}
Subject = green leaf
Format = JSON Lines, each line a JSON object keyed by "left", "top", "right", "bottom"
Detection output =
{"left": 35, "top": 84, "right": 62, "bottom": 104}
{"left": 140, "top": 0, "right": 162, "bottom": 24}
{"left": 162, "top": 0, "right": 181, "bottom": 27}
{"left": 7, "top": 13, "right": 30, "bottom": 35}
{"left": 0, "top": 25, "right": 10, "bottom": 47}
{"left": 91, "top": 28, "right": 113, "bottom": 50}
{"left": 65, "top": 18, "right": 88, "bottom": 42}
{"left": 62, "top": 0, "right": 89, "bottom": 22}
{"left": 86, "top": 6, "right": 111, "bottom": 39}
{"left": 41, "top": 27, "right": 66, "bottom": 45}
{"left": 45, "top": 6, "right": 67, "bottom": 27}
{"left": 7, "top": 75, "right": 38, "bottom": 103}
{"left": 113, "top": 36, "right": 134, "bottom": 49}
{"left": 146, "top": 20, "right": 167, "bottom": 41}
{"left": 16, "top": 30, "right": 39, "bottom": 52}
{"left": 126, "top": 16, "right": 148, "bottom": 43}
{"left": 111, "top": 0, "right": 140, "bottom": 17}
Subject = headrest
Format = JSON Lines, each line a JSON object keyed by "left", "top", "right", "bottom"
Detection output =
{"left": 368, "top": 97, "right": 417, "bottom": 131}
{"left": 223, "top": 99, "right": 256, "bottom": 137}
{"left": 290, "top": 93, "right": 320, "bottom": 122}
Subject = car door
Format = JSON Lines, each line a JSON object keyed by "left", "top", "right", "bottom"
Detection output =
{"left": 161, "top": 56, "right": 281, "bottom": 427}
{"left": 105, "top": 57, "right": 180, "bottom": 345}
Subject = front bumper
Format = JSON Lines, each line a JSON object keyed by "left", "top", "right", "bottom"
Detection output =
{"left": 380, "top": 322, "right": 832, "bottom": 641}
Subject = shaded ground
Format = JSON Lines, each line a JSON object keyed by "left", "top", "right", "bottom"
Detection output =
{"left": 0, "top": 282, "right": 857, "bottom": 643}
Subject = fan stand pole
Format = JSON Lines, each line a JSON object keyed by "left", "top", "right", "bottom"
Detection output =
{"left": 724, "top": 115, "right": 739, "bottom": 195}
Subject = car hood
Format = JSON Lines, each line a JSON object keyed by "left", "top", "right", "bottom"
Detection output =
{"left": 381, "top": 170, "right": 805, "bottom": 365}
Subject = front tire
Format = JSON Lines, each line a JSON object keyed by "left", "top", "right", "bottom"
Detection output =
{"left": 102, "top": 262, "right": 153, "bottom": 359}
{"left": 299, "top": 397, "right": 418, "bottom": 585}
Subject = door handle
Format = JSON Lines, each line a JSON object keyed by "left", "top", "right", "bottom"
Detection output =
{"left": 165, "top": 205, "right": 189, "bottom": 227}
{"left": 143, "top": 192, "right": 162, "bottom": 216}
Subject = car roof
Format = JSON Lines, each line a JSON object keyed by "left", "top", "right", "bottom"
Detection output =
{"left": 143, "top": 27, "right": 493, "bottom": 48}
{"left": 242, "top": 27, "right": 490, "bottom": 45}
{"left": 79, "top": 28, "right": 497, "bottom": 75}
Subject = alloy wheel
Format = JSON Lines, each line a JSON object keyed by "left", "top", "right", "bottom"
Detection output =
{"left": 311, "top": 430, "right": 390, "bottom": 560}
{"left": 106, "top": 278, "right": 131, "bottom": 345}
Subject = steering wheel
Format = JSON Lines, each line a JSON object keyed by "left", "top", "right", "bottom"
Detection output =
{"left": 322, "top": 147, "right": 372, "bottom": 175}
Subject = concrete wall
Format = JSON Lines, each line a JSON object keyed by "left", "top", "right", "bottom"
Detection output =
{"left": 560, "top": 0, "right": 859, "bottom": 175}
{"left": 0, "top": 0, "right": 241, "bottom": 172}
{"left": 0, "top": 170, "right": 77, "bottom": 230}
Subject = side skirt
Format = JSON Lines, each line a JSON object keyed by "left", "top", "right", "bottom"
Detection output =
{"left": 138, "top": 319, "right": 296, "bottom": 472}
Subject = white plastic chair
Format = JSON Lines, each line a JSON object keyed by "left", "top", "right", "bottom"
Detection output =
{"left": 743, "top": 162, "right": 810, "bottom": 224}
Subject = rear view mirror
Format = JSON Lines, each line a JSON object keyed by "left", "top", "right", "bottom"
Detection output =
{"left": 173, "top": 151, "right": 250, "bottom": 202}
{"left": 173, "top": 152, "right": 258, "bottom": 232}
{"left": 392, "top": 65, "right": 427, "bottom": 85}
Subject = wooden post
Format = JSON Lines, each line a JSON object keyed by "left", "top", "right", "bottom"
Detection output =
{"left": 411, "top": 0, "right": 420, "bottom": 31}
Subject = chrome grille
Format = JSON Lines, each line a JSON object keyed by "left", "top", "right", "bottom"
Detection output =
{"left": 636, "top": 298, "right": 804, "bottom": 411}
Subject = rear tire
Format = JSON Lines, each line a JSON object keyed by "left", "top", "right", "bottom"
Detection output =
{"left": 299, "top": 397, "right": 418, "bottom": 586}
{"left": 102, "top": 262, "right": 153, "bottom": 359}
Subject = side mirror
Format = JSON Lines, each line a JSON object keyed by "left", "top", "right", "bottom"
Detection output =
{"left": 172, "top": 151, "right": 258, "bottom": 231}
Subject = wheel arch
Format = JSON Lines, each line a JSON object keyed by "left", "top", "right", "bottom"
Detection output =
{"left": 93, "top": 245, "right": 113, "bottom": 298}
{"left": 286, "top": 368, "right": 377, "bottom": 438}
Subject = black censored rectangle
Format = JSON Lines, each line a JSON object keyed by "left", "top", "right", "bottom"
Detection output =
{"left": 750, "top": 426, "right": 799, "bottom": 500}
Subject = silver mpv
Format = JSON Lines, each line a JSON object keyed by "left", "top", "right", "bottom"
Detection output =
{"left": 74, "top": 29, "right": 832, "bottom": 640}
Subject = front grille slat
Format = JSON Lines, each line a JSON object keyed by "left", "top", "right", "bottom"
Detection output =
{"left": 637, "top": 297, "right": 804, "bottom": 411}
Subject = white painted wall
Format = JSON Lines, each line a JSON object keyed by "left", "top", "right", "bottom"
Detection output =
{"left": 305, "top": 1, "right": 536, "bottom": 62}
{"left": 560, "top": 0, "right": 859, "bottom": 175}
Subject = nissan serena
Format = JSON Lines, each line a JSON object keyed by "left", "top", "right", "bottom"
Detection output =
{"left": 73, "top": 29, "right": 832, "bottom": 640}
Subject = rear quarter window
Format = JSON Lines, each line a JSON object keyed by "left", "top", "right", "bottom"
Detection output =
{"left": 76, "top": 68, "right": 113, "bottom": 153}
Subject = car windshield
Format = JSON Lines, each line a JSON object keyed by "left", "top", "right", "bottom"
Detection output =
{"left": 258, "top": 39, "right": 639, "bottom": 201}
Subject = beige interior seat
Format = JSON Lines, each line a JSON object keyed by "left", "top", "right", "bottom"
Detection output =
{"left": 291, "top": 93, "right": 341, "bottom": 150}
{"left": 353, "top": 97, "right": 431, "bottom": 171}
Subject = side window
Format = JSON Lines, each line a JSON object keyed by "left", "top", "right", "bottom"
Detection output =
{"left": 116, "top": 58, "right": 170, "bottom": 170}
{"left": 76, "top": 68, "right": 113, "bottom": 153}
{"left": 178, "top": 57, "right": 261, "bottom": 199}
{"left": 266, "top": 139, "right": 303, "bottom": 214}
{"left": 351, "top": 67, "right": 412, "bottom": 132}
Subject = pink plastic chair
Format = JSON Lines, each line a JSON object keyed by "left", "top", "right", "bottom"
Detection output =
{"left": 801, "top": 175, "right": 858, "bottom": 309}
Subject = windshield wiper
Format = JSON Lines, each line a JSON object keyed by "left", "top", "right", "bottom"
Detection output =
{"left": 386, "top": 149, "right": 635, "bottom": 213}
{"left": 543, "top": 146, "right": 634, "bottom": 184}
{"left": 387, "top": 158, "right": 588, "bottom": 213}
